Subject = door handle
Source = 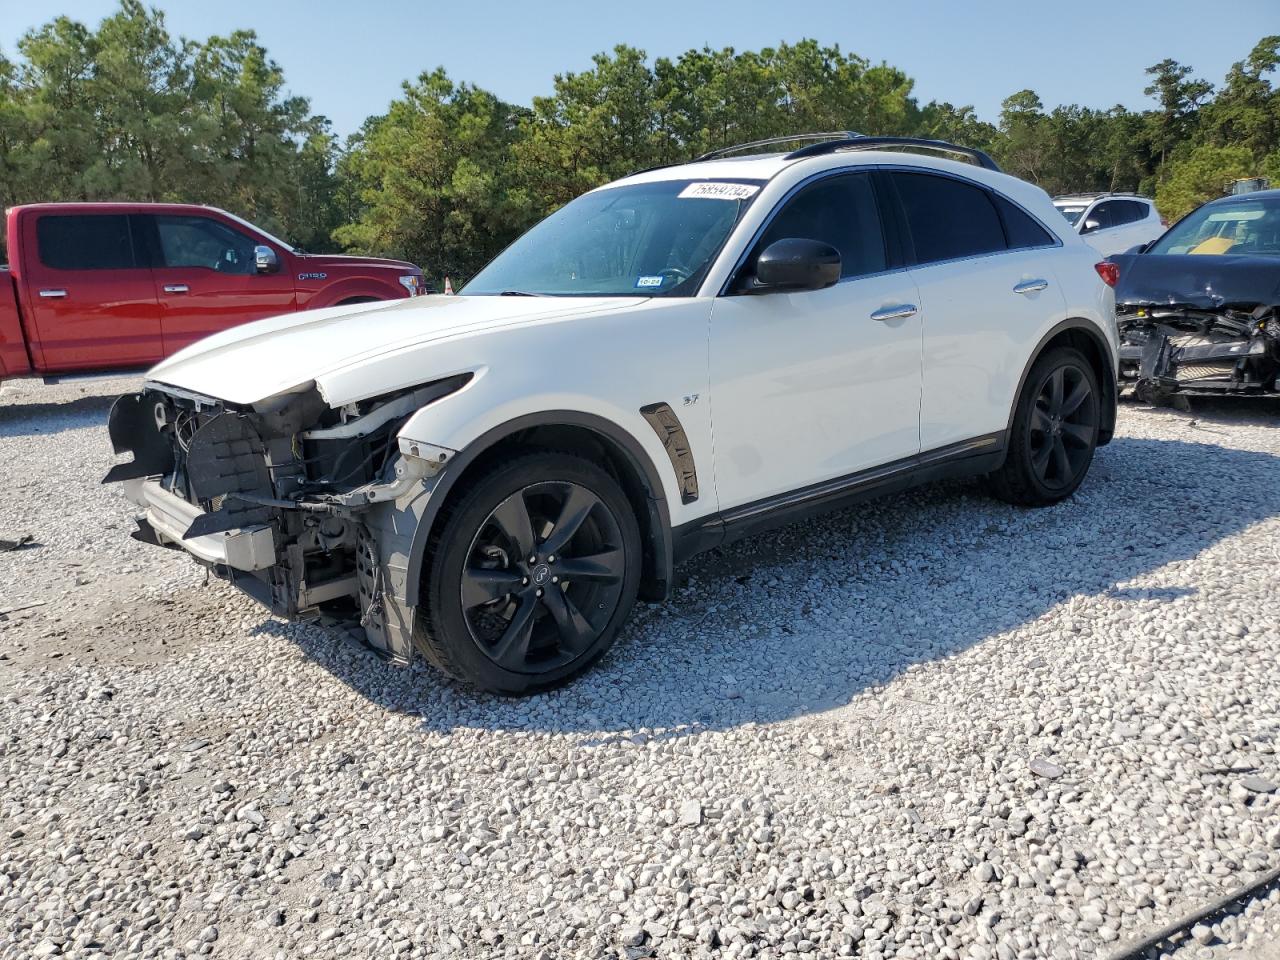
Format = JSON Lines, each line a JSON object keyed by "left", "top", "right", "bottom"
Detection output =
{"left": 39, "top": 289, "right": 67, "bottom": 299}
{"left": 1013, "top": 279, "right": 1049, "bottom": 295}
{"left": 163, "top": 284, "right": 190, "bottom": 294}
{"left": 870, "top": 303, "right": 918, "bottom": 322}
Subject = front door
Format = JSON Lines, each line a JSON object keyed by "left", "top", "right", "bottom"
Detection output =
{"left": 709, "top": 171, "right": 923, "bottom": 511}
{"left": 142, "top": 213, "right": 296, "bottom": 356}
{"left": 21, "top": 212, "right": 162, "bottom": 371}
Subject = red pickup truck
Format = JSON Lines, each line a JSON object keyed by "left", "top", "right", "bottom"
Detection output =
{"left": 0, "top": 202, "right": 429, "bottom": 385}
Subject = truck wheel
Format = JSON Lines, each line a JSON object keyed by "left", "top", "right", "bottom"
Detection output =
{"left": 990, "top": 346, "right": 1100, "bottom": 506}
{"left": 416, "top": 451, "right": 642, "bottom": 694}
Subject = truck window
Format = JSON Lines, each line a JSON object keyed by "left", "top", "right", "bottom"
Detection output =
{"left": 36, "top": 215, "right": 138, "bottom": 270}
{"left": 155, "top": 215, "right": 258, "bottom": 275}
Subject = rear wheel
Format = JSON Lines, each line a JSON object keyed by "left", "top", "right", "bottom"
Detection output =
{"left": 990, "top": 346, "right": 1100, "bottom": 506}
{"left": 416, "top": 452, "right": 642, "bottom": 693}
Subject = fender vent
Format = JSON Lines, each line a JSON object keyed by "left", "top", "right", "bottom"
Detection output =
{"left": 640, "top": 402, "right": 699, "bottom": 504}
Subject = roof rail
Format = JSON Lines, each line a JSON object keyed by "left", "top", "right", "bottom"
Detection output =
{"left": 693, "top": 131, "right": 864, "bottom": 163}
{"left": 1054, "top": 191, "right": 1139, "bottom": 200}
{"left": 786, "top": 134, "right": 1001, "bottom": 171}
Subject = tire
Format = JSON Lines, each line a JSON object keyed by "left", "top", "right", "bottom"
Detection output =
{"left": 337, "top": 296, "right": 380, "bottom": 306}
{"left": 990, "top": 346, "right": 1101, "bottom": 506}
{"left": 415, "top": 451, "right": 642, "bottom": 694}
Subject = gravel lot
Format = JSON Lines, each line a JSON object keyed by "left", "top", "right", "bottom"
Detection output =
{"left": 2, "top": 376, "right": 1279, "bottom": 960}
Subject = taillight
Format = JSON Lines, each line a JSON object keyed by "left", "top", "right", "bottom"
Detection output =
{"left": 1095, "top": 262, "right": 1119, "bottom": 287}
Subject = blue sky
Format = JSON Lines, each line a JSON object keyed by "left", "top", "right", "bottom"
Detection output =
{"left": 3, "top": 0, "right": 1275, "bottom": 138}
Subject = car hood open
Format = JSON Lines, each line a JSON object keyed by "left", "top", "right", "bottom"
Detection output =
{"left": 1111, "top": 253, "right": 1280, "bottom": 311}
{"left": 147, "top": 294, "right": 645, "bottom": 406}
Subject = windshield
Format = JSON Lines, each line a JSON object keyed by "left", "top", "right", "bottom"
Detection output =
{"left": 1149, "top": 197, "right": 1280, "bottom": 256}
{"left": 462, "top": 179, "right": 764, "bottom": 297}
{"left": 1055, "top": 204, "right": 1087, "bottom": 226}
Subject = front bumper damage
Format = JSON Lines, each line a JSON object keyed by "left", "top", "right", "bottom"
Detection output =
{"left": 104, "top": 380, "right": 463, "bottom": 663}
{"left": 1117, "top": 305, "right": 1280, "bottom": 400}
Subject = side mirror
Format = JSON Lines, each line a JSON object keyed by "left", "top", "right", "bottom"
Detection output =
{"left": 752, "top": 238, "right": 841, "bottom": 292}
{"left": 254, "top": 245, "right": 279, "bottom": 274}
{"left": 1125, "top": 242, "right": 1150, "bottom": 255}
{"left": 1081, "top": 219, "right": 1102, "bottom": 234}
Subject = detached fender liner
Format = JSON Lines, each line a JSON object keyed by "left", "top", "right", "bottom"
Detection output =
{"left": 103, "top": 393, "right": 176, "bottom": 484}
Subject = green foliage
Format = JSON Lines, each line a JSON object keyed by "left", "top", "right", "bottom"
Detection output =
{"left": 332, "top": 69, "right": 525, "bottom": 279}
{"left": 1156, "top": 144, "right": 1257, "bottom": 220}
{"left": 2, "top": 4, "right": 1279, "bottom": 280}
{"left": 0, "top": 1, "right": 339, "bottom": 251}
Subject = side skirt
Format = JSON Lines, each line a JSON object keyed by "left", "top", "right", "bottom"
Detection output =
{"left": 672, "top": 433, "right": 1005, "bottom": 564}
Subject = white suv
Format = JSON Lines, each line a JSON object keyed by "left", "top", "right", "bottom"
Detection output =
{"left": 1053, "top": 193, "right": 1165, "bottom": 256}
{"left": 105, "top": 133, "right": 1118, "bottom": 693}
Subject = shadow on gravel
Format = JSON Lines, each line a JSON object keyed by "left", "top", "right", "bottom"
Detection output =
{"left": 268, "top": 417, "right": 1280, "bottom": 736}
{"left": 1121, "top": 393, "right": 1280, "bottom": 427}
{"left": 0, "top": 393, "right": 117, "bottom": 437}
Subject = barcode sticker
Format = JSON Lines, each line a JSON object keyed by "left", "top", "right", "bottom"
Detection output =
{"left": 678, "top": 182, "right": 760, "bottom": 201}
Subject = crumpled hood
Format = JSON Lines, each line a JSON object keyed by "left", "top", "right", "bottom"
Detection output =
{"left": 1112, "top": 253, "right": 1280, "bottom": 311}
{"left": 147, "top": 294, "right": 644, "bottom": 405}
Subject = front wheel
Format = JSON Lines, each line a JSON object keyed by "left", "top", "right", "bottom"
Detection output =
{"left": 416, "top": 452, "right": 642, "bottom": 694}
{"left": 990, "top": 346, "right": 1101, "bottom": 506}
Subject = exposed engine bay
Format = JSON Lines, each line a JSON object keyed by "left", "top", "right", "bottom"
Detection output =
{"left": 103, "top": 377, "right": 468, "bottom": 662}
{"left": 1118, "top": 304, "right": 1280, "bottom": 399}
{"left": 1111, "top": 252, "right": 1280, "bottom": 400}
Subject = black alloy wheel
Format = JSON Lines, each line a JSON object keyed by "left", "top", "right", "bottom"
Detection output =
{"left": 1029, "top": 361, "right": 1098, "bottom": 490}
{"left": 990, "top": 346, "right": 1101, "bottom": 506}
{"left": 416, "top": 451, "right": 642, "bottom": 693}
{"left": 461, "top": 480, "right": 627, "bottom": 672}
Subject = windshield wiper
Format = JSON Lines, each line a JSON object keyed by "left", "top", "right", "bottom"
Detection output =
{"left": 499, "top": 290, "right": 539, "bottom": 297}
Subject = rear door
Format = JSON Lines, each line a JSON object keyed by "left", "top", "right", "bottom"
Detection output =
{"left": 1115, "top": 199, "right": 1161, "bottom": 249}
{"left": 141, "top": 213, "right": 296, "bottom": 356}
{"left": 883, "top": 170, "right": 1065, "bottom": 451}
{"left": 21, "top": 212, "right": 162, "bottom": 371}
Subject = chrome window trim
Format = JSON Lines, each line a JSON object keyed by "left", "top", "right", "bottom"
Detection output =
{"left": 883, "top": 166, "right": 1064, "bottom": 270}
{"left": 709, "top": 162, "right": 1063, "bottom": 297}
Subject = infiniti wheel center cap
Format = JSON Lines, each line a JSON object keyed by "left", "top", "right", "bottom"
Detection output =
{"left": 532, "top": 564, "right": 551, "bottom": 586}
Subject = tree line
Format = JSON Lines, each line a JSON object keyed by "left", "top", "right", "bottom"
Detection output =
{"left": 2, "top": 2, "right": 1278, "bottom": 281}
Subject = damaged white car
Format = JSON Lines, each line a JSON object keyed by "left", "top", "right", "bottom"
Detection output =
{"left": 106, "top": 133, "right": 1118, "bottom": 693}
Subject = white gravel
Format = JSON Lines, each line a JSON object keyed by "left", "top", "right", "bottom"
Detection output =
{"left": 2, "top": 376, "right": 1280, "bottom": 960}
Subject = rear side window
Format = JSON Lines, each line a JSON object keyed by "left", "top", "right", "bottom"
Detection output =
{"left": 993, "top": 195, "right": 1056, "bottom": 249}
{"left": 891, "top": 172, "right": 1006, "bottom": 265}
{"left": 757, "top": 173, "right": 887, "bottom": 278}
{"left": 1113, "top": 200, "right": 1148, "bottom": 225}
{"left": 36, "top": 215, "right": 138, "bottom": 270}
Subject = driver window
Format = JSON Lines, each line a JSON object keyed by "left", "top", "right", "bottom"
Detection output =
{"left": 755, "top": 174, "right": 887, "bottom": 278}
{"left": 155, "top": 215, "right": 257, "bottom": 275}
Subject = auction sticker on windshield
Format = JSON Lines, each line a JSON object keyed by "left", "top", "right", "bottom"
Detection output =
{"left": 678, "top": 182, "right": 760, "bottom": 201}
